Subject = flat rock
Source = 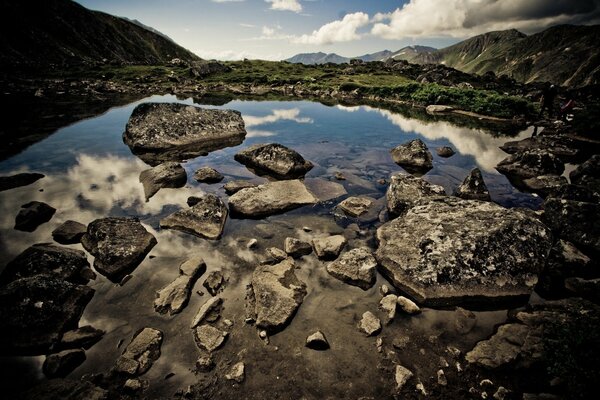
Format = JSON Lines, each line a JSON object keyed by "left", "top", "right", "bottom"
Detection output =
{"left": 326, "top": 247, "right": 377, "bottom": 290}
{"left": 358, "top": 311, "right": 381, "bottom": 336}
{"left": 139, "top": 162, "right": 187, "bottom": 200}
{"left": 570, "top": 154, "right": 600, "bottom": 194}
{"left": 14, "top": 201, "right": 56, "bottom": 232}
{"left": 306, "top": 330, "right": 330, "bottom": 350}
{"left": 386, "top": 173, "right": 445, "bottom": 217}
{"left": 228, "top": 179, "right": 317, "bottom": 218}
{"left": 52, "top": 220, "right": 87, "bottom": 244}
{"left": 81, "top": 217, "right": 157, "bottom": 282}
{"left": 436, "top": 146, "right": 455, "bottom": 158}
{"left": 225, "top": 362, "right": 245, "bottom": 383}
{"left": 263, "top": 247, "right": 288, "bottom": 265}
{"left": 284, "top": 237, "right": 312, "bottom": 258}
{"left": 312, "top": 235, "right": 347, "bottom": 260}
{"left": 58, "top": 325, "right": 105, "bottom": 350}
{"left": 116, "top": 328, "right": 163, "bottom": 376}
{"left": 0, "top": 172, "right": 44, "bottom": 192}
{"left": 154, "top": 256, "right": 206, "bottom": 315}
{"left": 223, "top": 180, "right": 258, "bottom": 195}
{"left": 191, "top": 297, "right": 222, "bottom": 328}
{"left": 247, "top": 258, "right": 307, "bottom": 333}
{"left": 455, "top": 168, "right": 491, "bottom": 201}
{"left": 160, "top": 194, "right": 227, "bottom": 240}
{"left": 123, "top": 103, "right": 246, "bottom": 166}
{"left": 234, "top": 143, "right": 313, "bottom": 179}
{"left": 521, "top": 175, "right": 568, "bottom": 197}
{"left": 395, "top": 365, "right": 414, "bottom": 391}
{"left": 193, "top": 324, "right": 228, "bottom": 352}
{"left": 203, "top": 271, "right": 225, "bottom": 296}
{"left": 304, "top": 178, "right": 347, "bottom": 202}
{"left": 397, "top": 296, "right": 421, "bottom": 315}
{"left": 43, "top": 349, "right": 86, "bottom": 378}
{"left": 193, "top": 167, "right": 224, "bottom": 183}
{"left": 376, "top": 197, "right": 553, "bottom": 307}
{"left": 337, "top": 196, "right": 373, "bottom": 217}
{"left": 390, "top": 139, "right": 433, "bottom": 173}
{"left": 496, "top": 149, "right": 564, "bottom": 180}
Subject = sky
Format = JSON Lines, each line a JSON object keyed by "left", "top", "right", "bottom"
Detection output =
{"left": 75, "top": 0, "right": 600, "bottom": 60}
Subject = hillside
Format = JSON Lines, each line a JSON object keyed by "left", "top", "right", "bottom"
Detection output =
{"left": 0, "top": 0, "right": 200, "bottom": 69}
{"left": 285, "top": 45, "right": 436, "bottom": 65}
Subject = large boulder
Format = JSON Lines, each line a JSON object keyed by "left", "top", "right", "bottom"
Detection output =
{"left": 376, "top": 197, "right": 553, "bottom": 307}
{"left": 496, "top": 149, "right": 564, "bottom": 180}
{"left": 386, "top": 173, "right": 445, "bottom": 217}
{"left": 228, "top": 180, "right": 318, "bottom": 218}
{"left": 326, "top": 247, "right": 377, "bottom": 290}
{"left": 154, "top": 256, "right": 206, "bottom": 315}
{"left": 160, "top": 194, "right": 228, "bottom": 239}
{"left": 14, "top": 201, "right": 55, "bottom": 232}
{"left": 193, "top": 167, "right": 224, "bottom": 183}
{"left": 123, "top": 103, "right": 246, "bottom": 166}
{"left": 454, "top": 168, "right": 491, "bottom": 201}
{"left": 81, "top": 217, "right": 157, "bottom": 282}
{"left": 234, "top": 143, "right": 313, "bottom": 179}
{"left": 570, "top": 154, "right": 600, "bottom": 194}
{"left": 500, "top": 135, "right": 583, "bottom": 162}
{"left": 139, "top": 162, "right": 187, "bottom": 200}
{"left": 390, "top": 139, "right": 433, "bottom": 173}
{"left": 52, "top": 220, "right": 87, "bottom": 245}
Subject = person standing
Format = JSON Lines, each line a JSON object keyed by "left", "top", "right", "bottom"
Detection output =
{"left": 539, "top": 84, "right": 557, "bottom": 118}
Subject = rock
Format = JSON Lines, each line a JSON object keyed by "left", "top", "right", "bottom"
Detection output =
{"left": 196, "top": 354, "right": 215, "bottom": 372}
{"left": 139, "top": 162, "right": 187, "bottom": 200}
{"left": 225, "top": 362, "right": 245, "bottom": 383}
{"left": 223, "top": 180, "right": 257, "bottom": 195}
{"left": 115, "top": 328, "right": 163, "bottom": 376}
{"left": 58, "top": 325, "right": 105, "bottom": 350}
{"left": 326, "top": 247, "right": 377, "bottom": 290}
{"left": 455, "top": 168, "right": 491, "bottom": 201}
{"left": 0, "top": 276, "right": 94, "bottom": 355}
{"left": 386, "top": 173, "right": 445, "bottom": 217}
{"left": 521, "top": 175, "right": 568, "bottom": 197}
{"left": 124, "top": 378, "right": 145, "bottom": 394}
{"left": 193, "top": 325, "right": 228, "bottom": 352}
{"left": 379, "top": 294, "right": 398, "bottom": 321}
{"left": 390, "top": 139, "right": 433, "bottom": 173}
{"left": 154, "top": 256, "right": 206, "bottom": 315}
{"left": 0, "top": 172, "right": 44, "bottom": 192}
{"left": 191, "top": 297, "right": 222, "bottom": 328}
{"left": 263, "top": 247, "right": 288, "bottom": 265}
{"left": 500, "top": 135, "right": 582, "bottom": 162}
{"left": 193, "top": 167, "right": 224, "bottom": 183}
{"left": 337, "top": 196, "right": 373, "bottom": 217}
{"left": 358, "top": 311, "right": 381, "bottom": 336}
{"left": 123, "top": 103, "right": 246, "bottom": 166}
{"left": 189, "top": 60, "right": 231, "bottom": 77}
{"left": 20, "top": 379, "right": 108, "bottom": 400}
{"left": 570, "top": 154, "right": 600, "bottom": 194}
{"left": 312, "top": 235, "right": 347, "bottom": 260}
{"left": 380, "top": 285, "right": 390, "bottom": 295}
{"left": 234, "top": 143, "right": 313, "bottom": 179}
{"left": 397, "top": 296, "right": 421, "bottom": 315}
{"left": 52, "top": 220, "right": 87, "bottom": 244}
{"left": 82, "top": 217, "right": 157, "bottom": 282}
{"left": 247, "top": 238, "right": 258, "bottom": 249}
{"left": 306, "top": 331, "right": 330, "bottom": 350}
{"left": 547, "top": 183, "right": 600, "bottom": 203}
{"left": 203, "top": 271, "right": 225, "bottom": 296}
{"left": 493, "top": 387, "right": 509, "bottom": 400}
{"left": 43, "top": 349, "right": 86, "bottom": 378}
{"left": 454, "top": 307, "right": 477, "bottom": 334}
{"left": 284, "top": 237, "right": 312, "bottom": 258}
{"left": 437, "top": 369, "right": 447, "bottom": 386}
{"left": 376, "top": 197, "right": 552, "bottom": 307}
{"left": 304, "top": 178, "right": 347, "bottom": 202}
{"left": 247, "top": 258, "right": 307, "bottom": 333}
{"left": 229, "top": 179, "right": 318, "bottom": 218}
{"left": 426, "top": 105, "right": 454, "bottom": 114}
{"left": 436, "top": 146, "right": 455, "bottom": 158}
{"left": 394, "top": 365, "right": 413, "bottom": 391}
{"left": 0, "top": 243, "right": 91, "bottom": 285}
{"left": 496, "top": 150, "right": 564, "bottom": 180}
{"left": 160, "top": 194, "right": 228, "bottom": 240}
{"left": 334, "top": 171, "right": 346, "bottom": 180}
{"left": 564, "top": 277, "right": 600, "bottom": 303}
{"left": 466, "top": 323, "right": 529, "bottom": 368}
{"left": 14, "top": 201, "right": 56, "bottom": 232}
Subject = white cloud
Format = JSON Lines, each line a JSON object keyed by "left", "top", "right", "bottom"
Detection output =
{"left": 211, "top": 0, "right": 245, "bottom": 3}
{"left": 243, "top": 108, "right": 313, "bottom": 127}
{"left": 292, "top": 12, "right": 370, "bottom": 45}
{"left": 266, "top": 0, "right": 302, "bottom": 13}
{"left": 262, "top": 26, "right": 276, "bottom": 36}
{"left": 239, "top": 23, "right": 256, "bottom": 28}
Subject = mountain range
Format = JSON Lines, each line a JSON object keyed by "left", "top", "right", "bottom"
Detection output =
{"left": 286, "top": 45, "right": 436, "bottom": 65}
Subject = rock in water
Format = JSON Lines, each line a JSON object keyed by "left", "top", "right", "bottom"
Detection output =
{"left": 154, "top": 256, "right": 206, "bottom": 315}
{"left": 0, "top": 172, "right": 44, "bottom": 192}
{"left": 284, "top": 237, "right": 312, "bottom": 258}
{"left": 376, "top": 197, "right": 552, "bottom": 307}
{"left": 14, "top": 201, "right": 56, "bottom": 232}
{"left": 193, "top": 325, "right": 228, "bottom": 352}
{"left": 390, "top": 139, "right": 433, "bottom": 173}
{"left": 123, "top": 103, "right": 246, "bottom": 166}
{"left": 223, "top": 180, "right": 258, "bottom": 195}
{"left": 395, "top": 365, "right": 414, "bottom": 391}
{"left": 247, "top": 258, "right": 307, "bottom": 333}
{"left": 234, "top": 143, "right": 313, "bottom": 179}
{"left": 521, "top": 175, "right": 568, "bottom": 197}
{"left": 436, "top": 146, "right": 455, "bottom": 158}
{"left": 203, "top": 271, "right": 225, "bottom": 296}
{"left": 139, "top": 162, "right": 187, "bottom": 200}
{"left": 58, "top": 325, "right": 105, "bottom": 350}
{"left": 386, "top": 173, "right": 446, "bottom": 217}
{"left": 52, "top": 220, "right": 87, "bottom": 244}
{"left": 191, "top": 297, "right": 222, "bottom": 328}
{"left": 455, "top": 168, "right": 491, "bottom": 201}
{"left": 397, "top": 296, "right": 421, "bottom": 315}
{"left": 306, "top": 331, "right": 330, "bottom": 350}
{"left": 228, "top": 180, "right": 318, "bottom": 218}
{"left": 193, "top": 167, "right": 224, "bottom": 183}
{"left": 570, "top": 154, "right": 600, "bottom": 193}
{"left": 358, "top": 311, "right": 381, "bottom": 336}
{"left": 337, "top": 197, "right": 373, "bottom": 217}
{"left": 160, "top": 194, "right": 228, "bottom": 240}
{"left": 496, "top": 149, "right": 564, "bottom": 179}
{"left": 312, "top": 235, "right": 347, "bottom": 260}
{"left": 225, "top": 362, "right": 245, "bottom": 383}
{"left": 43, "top": 349, "right": 86, "bottom": 378}
{"left": 115, "top": 328, "right": 163, "bottom": 376}
{"left": 326, "top": 247, "right": 377, "bottom": 290}
{"left": 379, "top": 294, "right": 398, "bottom": 321}
{"left": 81, "top": 217, "right": 157, "bottom": 282}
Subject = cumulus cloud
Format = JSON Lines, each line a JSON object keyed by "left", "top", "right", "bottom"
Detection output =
{"left": 266, "top": 0, "right": 302, "bottom": 13}
{"left": 211, "top": 0, "right": 245, "bottom": 3}
{"left": 243, "top": 108, "right": 313, "bottom": 127}
{"left": 292, "top": 12, "right": 370, "bottom": 45}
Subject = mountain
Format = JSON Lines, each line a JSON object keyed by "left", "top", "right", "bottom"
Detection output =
{"left": 0, "top": 0, "right": 200, "bottom": 69}
{"left": 285, "top": 52, "right": 350, "bottom": 65}
{"left": 389, "top": 45, "right": 437, "bottom": 62}
{"left": 286, "top": 46, "right": 436, "bottom": 65}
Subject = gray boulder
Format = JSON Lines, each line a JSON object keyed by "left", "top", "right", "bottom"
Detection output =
{"left": 160, "top": 194, "right": 228, "bottom": 240}
{"left": 390, "top": 139, "right": 433, "bottom": 173}
{"left": 284, "top": 237, "right": 312, "bottom": 258}
{"left": 386, "top": 173, "right": 445, "bottom": 217}
{"left": 496, "top": 149, "right": 564, "bottom": 179}
{"left": 154, "top": 256, "right": 206, "bottom": 315}
{"left": 326, "top": 247, "right": 377, "bottom": 290}
{"left": 500, "top": 134, "right": 582, "bottom": 162}
{"left": 14, "top": 201, "right": 55, "bottom": 232}
{"left": 455, "top": 168, "right": 491, "bottom": 201}
{"left": 312, "top": 235, "right": 347, "bottom": 260}
{"left": 193, "top": 167, "right": 224, "bottom": 183}
{"left": 139, "top": 162, "right": 187, "bottom": 200}
{"left": 436, "top": 146, "right": 455, "bottom": 158}
{"left": 521, "top": 175, "right": 568, "bottom": 197}
{"left": 358, "top": 311, "right": 381, "bottom": 336}
{"left": 115, "top": 328, "right": 163, "bottom": 376}
{"left": 234, "top": 143, "right": 313, "bottom": 179}
{"left": 52, "top": 220, "right": 87, "bottom": 245}
{"left": 43, "top": 349, "right": 86, "bottom": 378}
{"left": 337, "top": 196, "right": 373, "bottom": 217}
{"left": 570, "top": 154, "right": 600, "bottom": 194}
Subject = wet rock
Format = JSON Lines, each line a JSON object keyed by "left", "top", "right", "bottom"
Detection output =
{"left": 466, "top": 323, "right": 529, "bottom": 368}
{"left": 264, "top": 247, "right": 288, "bottom": 265}
{"left": 305, "top": 178, "right": 347, "bottom": 202}
{"left": 426, "top": 105, "right": 454, "bottom": 114}
{"left": 455, "top": 168, "right": 491, "bottom": 201}
{"left": 284, "top": 237, "right": 312, "bottom": 258}
{"left": 306, "top": 331, "right": 330, "bottom": 350}
{"left": 564, "top": 277, "right": 600, "bottom": 303}
{"left": 386, "top": 173, "right": 445, "bottom": 217}
{"left": 115, "top": 328, "right": 163, "bottom": 376}
{"left": 124, "top": 378, "right": 145, "bottom": 394}
{"left": 521, "top": 175, "right": 568, "bottom": 197}
{"left": 500, "top": 135, "right": 582, "bottom": 162}
{"left": 196, "top": 354, "right": 215, "bottom": 372}
{"left": 536, "top": 239, "right": 591, "bottom": 299}
{"left": 395, "top": 365, "right": 413, "bottom": 391}
{"left": 82, "top": 217, "right": 157, "bottom": 282}
{"left": 0, "top": 276, "right": 94, "bottom": 355}
{"left": 58, "top": 325, "right": 105, "bottom": 350}
{"left": 0, "top": 243, "right": 91, "bottom": 285}
{"left": 358, "top": 311, "right": 381, "bottom": 336}
{"left": 123, "top": 103, "right": 246, "bottom": 166}
{"left": 326, "top": 247, "right": 377, "bottom": 290}
{"left": 191, "top": 297, "right": 222, "bottom": 328}
{"left": 312, "top": 235, "right": 347, "bottom": 260}
{"left": 223, "top": 180, "right": 258, "bottom": 195}
{"left": 397, "top": 296, "right": 421, "bottom": 315}
{"left": 0, "top": 172, "right": 44, "bottom": 192}
{"left": 225, "top": 362, "right": 245, "bottom": 383}
{"left": 247, "top": 258, "right": 307, "bottom": 333}
{"left": 390, "top": 139, "right": 433, "bottom": 173}
{"left": 203, "top": 271, "right": 225, "bottom": 296}
{"left": 570, "top": 154, "right": 600, "bottom": 193}
{"left": 154, "top": 256, "right": 206, "bottom": 315}
{"left": 337, "top": 196, "right": 373, "bottom": 217}
{"left": 436, "top": 146, "right": 455, "bottom": 158}
{"left": 247, "top": 238, "right": 258, "bottom": 249}
{"left": 43, "top": 349, "right": 86, "bottom": 378}
{"left": 379, "top": 294, "right": 398, "bottom": 321}
{"left": 14, "top": 201, "right": 56, "bottom": 232}
{"left": 139, "top": 162, "right": 187, "bottom": 200}
{"left": 234, "top": 143, "right": 313, "bottom": 179}
{"left": 334, "top": 171, "right": 346, "bottom": 180}
{"left": 160, "top": 194, "right": 228, "bottom": 240}
{"left": 193, "top": 324, "right": 228, "bottom": 352}
{"left": 437, "top": 369, "right": 447, "bottom": 386}
{"left": 376, "top": 197, "right": 552, "bottom": 307}
{"left": 380, "top": 284, "right": 390, "bottom": 296}
{"left": 193, "top": 167, "right": 224, "bottom": 183}
{"left": 228, "top": 179, "right": 318, "bottom": 218}
{"left": 496, "top": 149, "right": 564, "bottom": 179}
{"left": 546, "top": 183, "right": 600, "bottom": 203}
{"left": 454, "top": 307, "right": 477, "bottom": 334}
{"left": 20, "top": 379, "right": 108, "bottom": 400}
{"left": 52, "top": 220, "right": 87, "bottom": 244}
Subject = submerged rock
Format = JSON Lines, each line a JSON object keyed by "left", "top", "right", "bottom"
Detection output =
{"left": 521, "top": 175, "right": 568, "bottom": 197}
{"left": 52, "top": 220, "right": 87, "bottom": 245}
{"left": 191, "top": 297, "right": 222, "bottom": 328}
{"left": 196, "top": 354, "right": 215, "bottom": 372}
{"left": 263, "top": 247, "right": 288, "bottom": 265}
{"left": 14, "top": 201, "right": 56, "bottom": 232}
{"left": 390, "top": 139, "right": 433, "bottom": 173}
{"left": 455, "top": 168, "right": 491, "bottom": 201}
{"left": 337, "top": 196, "right": 373, "bottom": 217}
{"left": 193, "top": 167, "right": 224, "bottom": 183}
{"left": 326, "top": 247, "right": 377, "bottom": 290}
{"left": 225, "top": 362, "right": 245, "bottom": 383}
{"left": 82, "top": 217, "right": 157, "bottom": 282}
{"left": 386, "top": 173, "right": 445, "bottom": 217}
{"left": 58, "top": 325, "right": 105, "bottom": 350}
{"left": 496, "top": 149, "right": 564, "bottom": 179}
{"left": 376, "top": 197, "right": 552, "bottom": 307}
{"left": 312, "top": 235, "right": 347, "bottom": 260}
{"left": 139, "top": 162, "right": 187, "bottom": 200}
{"left": 0, "top": 172, "right": 44, "bottom": 192}
{"left": 154, "top": 256, "right": 206, "bottom": 315}
{"left": 160, "top": 194, "right": 228, "bottom": 240}
{"left": 395, "top": 365, "right": 414, "bottom": 391}
{"left": 203, "top": 271, "right": 225, "bottom": 296}
{"left": 43, "top": 349, "right": 86, "bottom": 378}
{"left": 223, "top": 180, "right": 258, "bottom": 195}
{"left": 115, "top": 328, "right": 163, "bottom": 376}
{"left": 306, "top": 331, "right": 330, "bottom": 350}
{"left": 284, "top": 237, "right": 312, "bottom": 258}
{"left": 234, "top": 143, "right": 313, "bottom": 179}
{"left": 358, "top": 311, "right": 381, "bottom": 336}
{"left": 436, "top": 146, "right": 455, "bottom": 158}
{"left": 193, "top": 325, "right": 228, "bottom": 352}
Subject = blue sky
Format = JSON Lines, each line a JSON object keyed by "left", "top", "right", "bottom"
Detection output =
{"left": 75, "top": 0, "right": 600, "bottom": 60}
